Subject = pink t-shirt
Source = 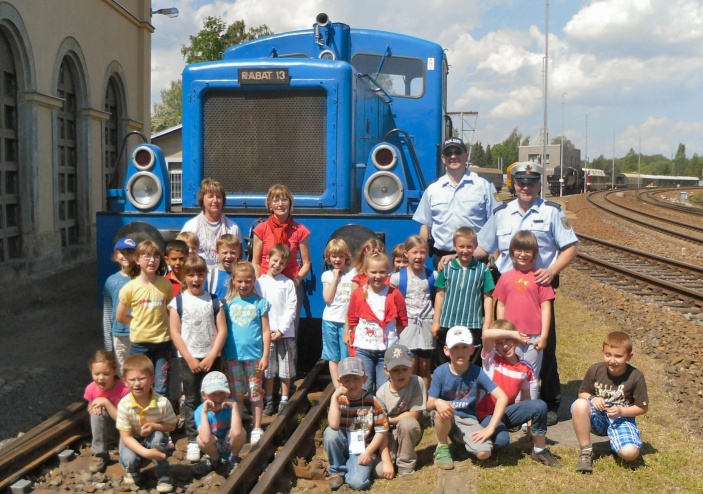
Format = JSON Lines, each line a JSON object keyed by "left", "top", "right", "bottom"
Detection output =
{"left": 253, "top": 218, "right": 310, "bottom": 280}
{"left": 83, "top": 379, "right": 129, "bottom": 407}
{"left": 492, "top": 268, "right": 555, "bottom": 335}
{"left": 476, "top": 349, "right": 535, "bottom": 420}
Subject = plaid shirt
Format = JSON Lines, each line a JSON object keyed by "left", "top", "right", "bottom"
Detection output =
{"left": 116, "top": 389, "right": 177, "bottom": 436}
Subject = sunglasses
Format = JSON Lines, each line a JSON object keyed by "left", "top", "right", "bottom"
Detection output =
{"left": 443, "top": 148, "right": 465, "bottom": 157}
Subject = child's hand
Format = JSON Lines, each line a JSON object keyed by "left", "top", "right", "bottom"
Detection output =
{"left": 186, "top": 357, "right": 201, "bottom": 373}
{"left": 518, "top": 332, "right": 531, "bottom": 345}
{"left": 88, "top": 398, "right": 109, "bottom": 414}
{"left": 381, "top": 459, "right": 395, "bottom": 479}
{"left": 199, "top": 356, "right": 215, "bottom": 372}
{"left": 333, "top": 385, "right": 348, "bottom": 398}
{"left": 535, "top": 335, "right": 548, "bottom": 351}
{"left": 471, "top": 425, "right": 494, "bottom": 444}
{"left": 140, "top": 423, "right": 155, "bottom": 436}
{"left": 332, "top": 268, "right": 342, "bottom": 279}
{"left": 434, "top": 400, "right": 455, "bottom": 420}
{"left": 357, "top": 451, "right": 372, "bottom": 465}
{"left": 430, "top": 322, "right": 440, "bottom": 337}
{"left": 607, "top": 406, "right": 622, "bottom": 419}
{"left": 257, "top": 359, "right": 268, "bottom": 372}
{"left": 144, "top": 448, "right": 167, "bottom": 461}
{"left": 589, "top": 396, "right": 606, "bottom": 411}
{"left": 271, "top": 330, "right": 282, "bottom": 341}
{"left": 202, "top": 399, "right": 214, "bottom": 412}
{"left": 343, "top": 331, "right": 352, "bottom": 346}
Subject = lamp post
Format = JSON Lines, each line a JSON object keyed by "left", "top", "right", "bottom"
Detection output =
{"left": 541, "top": 0, "right": 550, "bottom": 198}
{"left": 560, "top": 92, "right": 566, "bottom": 197}
{"left": 611, "top": 127, "right": 616, "bottom": 189}
{"left": 151, "top": 7, "right": 179, "bottom": 17}
{"left": 637, "top": 134, "right": 641, "bottom": 191}
{"left": 584, "top": 114, "right": 588, "bottom": 193}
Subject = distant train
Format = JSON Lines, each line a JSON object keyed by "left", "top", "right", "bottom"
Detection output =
{"left": 615, "top": 173, "right": 700, "bottom": 189}
{"left": 469, "top": 166, "right": 503, "bottom": 192}
{"left": 584, "top": 168, "right": 608, "bottom": 192}
{"left": 547, "top": 166, "right": 609, "bottom": 195}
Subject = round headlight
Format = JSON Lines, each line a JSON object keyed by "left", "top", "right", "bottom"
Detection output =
{"left": 126, "top": 172, "right": 163, "bottom": 210}
{"left": 132, "top": 146, "right": 155, "bottom": 171}
{"left": 371, "top": 145, "right": 397, "bottom": 170}
{"left": 319, "top": 49, "right": 336, "bottom": 60}
{"left": 363, "top": 172, "right": 403, "bottom": 212}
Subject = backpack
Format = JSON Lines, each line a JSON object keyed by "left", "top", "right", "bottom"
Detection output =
{"left": 175, "top": 293, "right": 221, "bottom": 319}
{"left": 398, "top": 267, "right": 436, "bottom": 298}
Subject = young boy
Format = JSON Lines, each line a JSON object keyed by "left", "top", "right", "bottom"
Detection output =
{"left": 374, "top": 344, "right": 426, "bottom": 476}
{"left": 428, "top": 326, "right": 508, "bottom": 469}
{"left": 324, "top": 357, "right": 394, "bottom": 491}
{"left": 256, "top": 244, "right": 298, "bottom": 415}
{"left": 391, "top": 243, "right": 408, "bottom": 273}
{"left": 193, "top": 371, "right": 246, "bottom": 477}
{"left": 431, "top": 227, "right": 495, "bottom": 365}
{"left": 208, "top": 234, "right": 241, "bottom": 299}
{"left": 176, "top": 231, "right": 200, "bottom": 258}
{"left": 116, "top": 355, "right": 177, "bottom": 493}
{"left": 165, "top": 240, "right": 189, "bottom": 296}
{"left": 102, "top": 237, "right": 137, "bottom": 376}
{"left": 571, "top": 331, "right": 649, "bottom": 473}
{"left": 476, "top": 320, "right": 561, "bottom": 467}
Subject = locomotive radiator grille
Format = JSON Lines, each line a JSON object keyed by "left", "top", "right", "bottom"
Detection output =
{"left": 203, "top": 89, "right": 327, "bottom": 196}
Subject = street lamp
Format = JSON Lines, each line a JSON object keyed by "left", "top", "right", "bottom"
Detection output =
{"left": 611, "top": 127, "right": 616, "bottom": 189}
{"left": 583, "top": 114, "right": 588, "bottom": 193}
{"left": 560, "top": 92, "right": 566, "bottom": 197}
{"left": 151, "top": 7, "right": 179, "bottom": 17}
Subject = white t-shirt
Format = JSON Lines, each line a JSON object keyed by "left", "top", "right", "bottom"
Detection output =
{"left": 354, "top": 286, "right": 398, "bottom": 351}
{"left": 321, "top": 268, "right": 357, "bottom": 323}
{"left": 255, "top": 274, "right": 297, "bottom": 338}
{"left": 167, "top": 291, "right": 219, "bottom": 358}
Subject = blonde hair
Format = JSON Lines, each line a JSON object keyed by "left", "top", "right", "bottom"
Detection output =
{"left": 268, "top": 243, "right": 291, "bottom": 261}
{"left": 197, "top": 178, "right": 226, "bottom": 210}
{"left": 266, "top": 184, "right": 295, "bottom": 212}
{"left": 225, "top": 261, "right": 258, "bottom": 302}
{"left": 128, "top": 240, "right": 167, "bottom": 278}
{"left": 362, "top": 251, "right": 389, "bottom": 299}
{"left": 123, "top": 355, "right": 154, "bottom": 378}
{"left": 391, "top": 243, "right": 406, "bottom": 261}
{"left": 604, "top": 331, "right": 632, "bottom": 353}
{"left": 181, "top": 255, "right": 208, "bottom": 292}
{"left": 216, "top": 234, "right": 242, "bottom": 254}
{"left": 353, "top": 237, "right": 386, "bottom": 272}
{"left": 403, "top": 234, "right": 428, "bottom": 253}
{"left": 88, "top": 349, "right": 118, "bottom": 372}
{"left": 324, "top": 238, "right": 352, "bottom": 265}
{"left": 453, "top": 226, "right": 477, "bottom": 245}
{"left": 176, "top": 231, "right": 200, "bottom": 252}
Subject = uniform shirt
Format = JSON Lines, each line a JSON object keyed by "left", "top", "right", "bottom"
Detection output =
{"left": 476, "top": 348, "right": 536, "bottom": 420}
{"left": 119, "top": 277, "right": 173, "bottom": 344}
{"left": 429, "top": 363, "right": 497, "bottom": 419}
{"left": 477, "top": 197, "right": 578, "bottom": 274}
{"left": 116, "top": 389, "right": 177, "bottom": 436}
{"left": 413, "top": 171, "right": 499, "bottom": 252}
{"left": 256, "top": 274, "right": 297, "bottom": 338}
{"left": 335, "top": 391, "right": 389, "bottom": 446}
{"left": 435, "top": 259, "right": 495, "bottom": 329}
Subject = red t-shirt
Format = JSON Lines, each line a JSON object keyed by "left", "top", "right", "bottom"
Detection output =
{"left": 253, "top": 218, "right": 310, "bottom": 280}
{"left": 492, "top": 268, "right": 555, "bottom": 335}
{"left": 476, "top": 349, "right": 535, "bottom": 421}
{"left": 83, "top": 379, "right": 129, "bottom": 407}
{"left": 165, "top": 271, "right": 182, "bottom": 296}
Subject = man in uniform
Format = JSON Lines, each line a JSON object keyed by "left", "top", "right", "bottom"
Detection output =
{"left": 413, "top": 137, "right": 500, "bottom": 268}
{"left": 476, "top": 162, "right": 578, "bottom": 425}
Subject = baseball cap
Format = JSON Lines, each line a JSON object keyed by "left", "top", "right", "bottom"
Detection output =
{"left": 442, "top": 137, "right": 468, "bottom": 153}
{"left": 445, "top": 326, "right": 474, "bottom": 348}
{"left": 338, "top": 357, "right": 365, "bottom": 378}
{"left": 511, "top": 162, "right": 543, "bottom": 183}
{"left": 114, "top": 237, "right": 137, "bottom": 251}
{"left": 200, "top": 371, "right": 230, "bottom": 396}
{"left": 384, "top": 344, "right": 413, "bottom": 370}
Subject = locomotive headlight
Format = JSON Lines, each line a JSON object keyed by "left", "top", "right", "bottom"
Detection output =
{"left": 371, "top": 145, "right": 398, "bottom": 170}
{"left": 364, "top": 172, "right": 403, "bottom": 211}
{"left": 132, "top": 146, "right": 156, "bottom": 171}
{"left": 126, "top": 172, "right": 163, "bottom": 210}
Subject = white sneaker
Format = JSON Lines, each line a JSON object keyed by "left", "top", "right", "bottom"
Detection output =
{"left": 250, "top": 427, "right": 264, "bottom": 444}
{"left": 186, "top": 442, "right": 201, "bottom": 462}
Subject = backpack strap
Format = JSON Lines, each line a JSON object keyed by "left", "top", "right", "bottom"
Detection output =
{"left": 426, "top": 267, "right": 436, "bottom": 297}
{"left": 176, "top": 293, "right": 183, "bottom": 319}
{"left": 210, "top": 293, "right": 221, "bottom": 318}
{"left": 399, "top": 267, "right": 408, "bottom": 297}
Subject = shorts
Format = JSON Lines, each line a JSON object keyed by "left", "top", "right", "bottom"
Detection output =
{"left": 264, "top": 338, "right": 297, "bottom": 380}
{"left": 214, "top": 434, "right": 231, "bottom": 456}
{"left": 321, "top": 320, "right": 349, "bottom": 362}
{"left": 227, "top": 359, "right": 263, "bottom": 402}
{"left": 432, "top": 412, "right": 493, "bottom": 456}
{"left": 571, "top": 400, "right": 642, "bottom": 452}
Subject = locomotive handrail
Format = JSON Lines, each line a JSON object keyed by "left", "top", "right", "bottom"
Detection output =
{"left": 384, "top": 128, "right": 427, "bottom": 190}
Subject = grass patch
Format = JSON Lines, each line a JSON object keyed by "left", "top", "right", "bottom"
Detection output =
{"left": 366, "top": 290, "right": 703, "bottom": 493}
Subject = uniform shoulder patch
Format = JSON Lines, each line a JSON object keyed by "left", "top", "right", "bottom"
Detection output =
{"left": 561, "top": 217, "right": 573, "bottom": 230}
{"left": 493, "top": 192, "right": 502, "bottom": 203}
{"left": 492, "top": 202, "right": 508, "bottom": 214}
{"left": 545, "top": 200, "right": 562, "bottom": 210}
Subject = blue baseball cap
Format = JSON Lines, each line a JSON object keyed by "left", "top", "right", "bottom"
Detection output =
{"left": 114, "top": 237, "right": 137, "bottom": 251}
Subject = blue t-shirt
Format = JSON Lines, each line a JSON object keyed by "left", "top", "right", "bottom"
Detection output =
{"left": 104, "top": 271, "right": 131, "bottom": 337}
{"left": 194, "top": 402, "right": 232, "bottom": 439}
{"left": 428, "top": 363, "right": 497, "bottom": 419}
{"left": 223, "top": 295, "right": 271, "bottom": 361}
{"left": 208, "top": 268, "right": 231, "bottom": 300}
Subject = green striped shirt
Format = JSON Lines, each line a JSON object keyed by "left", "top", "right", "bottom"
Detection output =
{"left": 435, "top": 259, "right": 494, "bottom": 328}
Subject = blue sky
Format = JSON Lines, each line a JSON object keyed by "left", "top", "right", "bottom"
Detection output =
{"left": 150, "top": 0, "right": 703, "bottom": 165}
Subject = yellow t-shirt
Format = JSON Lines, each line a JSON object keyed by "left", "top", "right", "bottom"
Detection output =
{"left": 119, "top": 277, "right": 173, "bottom": 344}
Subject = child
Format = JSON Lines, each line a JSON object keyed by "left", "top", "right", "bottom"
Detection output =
{"left": 193, "top": 371, "right": 246, "bottom": 477}
{"left": 571, "top": 331, "right": 649, "bottom": 473}
{"left": 389, "top": 235, "right": 436, "bottom": 392}
{"left": 176, "top": 231, "right": 200, "bottom": 258}
{"left": 324, "top": 357, "right": 394, "bottom": 491}
{"left": 390, "top": 243, "right": 408, "bottom": 273}
{"left": 208, "top": 234, "right": 242, "bottom": 299}
{"left": 164, "top": 240, "right": 189, "bottom": 296}
{"left": 223, "top": 261, "right": 271, "bottom": 444}
{"left": 374, "top": 344, "right": 426, "bottom": 476}
{"left": 116, "top": 240, "right": 174, "bottom": 397}
{"left": 492, "top": 231, "right": 555, "bottom": 398}
{"left": 103, "top": 237, "right": 137, "bottom": 376}
{"left": 427, "top": 326, "right": 508, "bottom": 469}
{"left": 431, "top": 227, "right": 494, "bottom": 366}
{"left": 116, "top": 355, "right": 177, "bottom": 492}
{"left": 321, "top": 238, "right": 356, "bottom": 385}
{"left": 257, "top": 244, "right": 298, "bottom": 415}
{"left": 476, "top": 320, "right": 561, "bottom": 467}
{"left": 168, "top": 255, "right": 228, "bottom": 462}
{"left": 84, "top": 350, "right": 129, "bottom": 473}
{"left": 346, "top": 252, "right": 408, "bottom": 393}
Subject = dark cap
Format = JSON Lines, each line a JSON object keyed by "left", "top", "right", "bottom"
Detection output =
{"left": 384, "top": 344, "right": 413, "bottom": 370}
{"left": 511, "top": 162, "right": 543, "bottom": 183}
{"left": 442, "top": 137, "right": 468, "bottom": 153}
{"left": 338, "top": 357, "right": 365, "bottom": 378}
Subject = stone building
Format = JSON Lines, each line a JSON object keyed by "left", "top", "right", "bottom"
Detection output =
{"left": 0, "top": 0, "right": 153, "bottom": 283}
{"left": 518, "top": 144, "right": 582, "bottom": 174}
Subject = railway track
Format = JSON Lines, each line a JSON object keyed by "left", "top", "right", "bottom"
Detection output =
{"left": 0, "top": 361, "right": 333, "bottom": 494}
{"left": 636, "top": 187, "right": 703, "bottom": 215}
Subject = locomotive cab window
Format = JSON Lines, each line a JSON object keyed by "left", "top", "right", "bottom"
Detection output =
{"left": 352, "top": 54, "right": 425, "bottom": 98}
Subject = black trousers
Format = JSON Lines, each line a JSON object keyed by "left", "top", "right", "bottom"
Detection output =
{"left": 539, "top": 300, "right": 560, "bottom": 412}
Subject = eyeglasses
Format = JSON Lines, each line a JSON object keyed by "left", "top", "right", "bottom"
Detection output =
{"left": 443, "top": 149, "right": 464, "bottom": 157}
{"left": 126, "top": 377, "right": 150, "bottom": 385}
{"left": 271, "top": 197, "right": 290, "bottom": 204}
{"left": 140, "top": 255, "right": 160, "bottom": 261}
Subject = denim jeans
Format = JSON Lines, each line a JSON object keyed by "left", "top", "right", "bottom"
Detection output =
{"left": 354, "top": 348, "right": 387, "bottom": 394}
{"left": 90, "top": 409, "right": 118, "bottom": 455}
{"left": 130, "top": 341, "right": 172, "bottom": 397}
{"left": 479, "top": 399, "right": 548, "bottom": 449}
{"left": 324, "top": 427, "right": 374, "bottom": 490}
{"left": 119, "top": 430, "right": 170, "bottom": 482}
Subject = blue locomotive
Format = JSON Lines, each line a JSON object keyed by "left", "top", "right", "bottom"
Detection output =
{"left": 97, "top": 14, "right": 449, "bottom": 324}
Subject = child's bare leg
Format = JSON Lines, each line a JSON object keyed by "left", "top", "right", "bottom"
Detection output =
{"left": 263, "top": 378, "right": 274, "bottom": 399}
{"left": 417, "top": 356, "right": 431, "bottom": 394}
{"left": 197, "top": 432, "right": 220, "bottom": 460}
{"left": 229, "top": 412, "right": 247, "bottom": 456}
{"left": 280, "top": 378, "right": 291, "bottom": 399}
{"left": 571, "top": 398, "right": 593, "bottom": 448}
{"left": 329, "top": 361, "right": 339, "bottom": 387}
{"left": 618, "top": 445, "right": 640, "bottom": 462}
{"left": 434, "top": 413, "right": 452, "bottom": 444}
{"left": 252, "top": 400, "right": 263, "bottom": 430}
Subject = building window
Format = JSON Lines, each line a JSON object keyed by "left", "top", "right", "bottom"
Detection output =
{"left": 0, "top": 31, "right": 20, "bottom": 261}
{"left": 57, "top": 59, "right": 78, "bottom": 247}
{"left": 169, "top": 168, "right": 182, "bottom": 204}
{"left": 104, "top": 77, "right": 122, "bottom": 202}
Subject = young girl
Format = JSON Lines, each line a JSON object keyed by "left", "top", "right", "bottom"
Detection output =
{"left": 321, "top": 238, "right": 356, "bottom": 385}
{"left": 346, "top": 252, "right": 408, "bottom": 393}
{"left": 390, "top": 243, "right": 408, "bottom": 273}
{"left": 116, "top": 240, "right": 174, "bottom": 397}
{"left": 492, "top": 231, "right": 555, "bottom": 399}
{"left": 389, "top": 235, "right": 436, "bottom": 392}
{"left": 168, "top": 255, "right": 228, "bottom": 462}
{"left": 223, "top": 261, "right": 271, "bottom": 445}
{"left": 84, "top": 350, "right": 129, "bottom": 473}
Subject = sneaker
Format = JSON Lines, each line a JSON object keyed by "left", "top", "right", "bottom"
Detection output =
{"left": 225, "top": 455, "right": 242, "bottom": 476}
{"left": 576, "top": 451, "right": 593, "bottom": 473}
{"left": 263, "top": 400, "right": 276, "bottom": 416}
{"left": 530, "top": 448, "right": 562, "bottom": 468}
{"left": 546, "top": 411, "right": 559, "bottom": 426}
{"left": 156, "top": 480, "right": 174, "bottom": 493}
{"left": 186, "top": 442, "right": 201, "bottom": 462}
{"left": 278, "top": 399, "right": 288, "bottom": 413}
{"left": 193, "top": 457, "right": 221, "bottom": 476}
{"left": 123, "top": 471, "right": 140, "bottom": 485}
{"left": 327, "top": 474, "right": 344, "bottom": 491}
{"left": 250, "top": 427, "right": 264, "bottom": 444}
{"left": 433, "top": 444, "right": 454, "bottom": 470}
{"left": 397, "top": 467, "right": 414, "bottom": 476}
{"left": 89, "top": 455, "right": 106, "bottom": 473}
{"left": 167, "top": 435, "right": 175, "bottom": 451}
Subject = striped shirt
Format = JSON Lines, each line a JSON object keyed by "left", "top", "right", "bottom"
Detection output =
{"left": 336, "top": 391, "right": 389, "bottom": 446}
{"left": 435, "top": 258, "right": 495, "bottom": 328}
{"left": 116, "top": 389, "right": 177, "bottom": 436}
{"left": 476, "top": 348, "right": 536, "bottom": 420}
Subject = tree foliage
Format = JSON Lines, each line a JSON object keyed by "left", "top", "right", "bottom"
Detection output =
{"left": 550, "top": 136, "right": 575, "bottom": 151}
{"left": 501, "top": 128, "right": 522, "bottom": 164}
{"left": 151, "top": 80, "right": 183, "bottom": 134}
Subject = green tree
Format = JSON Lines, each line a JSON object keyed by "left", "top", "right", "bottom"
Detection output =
{"left": 483, "top": 144, "right": 493, "bottom": 168}
{"left": 622, "top": 147, "right": 638, "bottom": 172}
{"left": 685, "top": 153, "right": 702, "bottom": 178}
{"left": 501, "top": 128, "right": 522, "bottom": 164}
{"left": 490, "top": 143, "right": 511, "bottom": 171}
{"left": 471, "top": 141, "right": 486, "bottom": 166}
{"left": 521, "top": 136, "right": 530, "bottom": 146}
{"left": 550, "top": 136, "right": 575, "bottom": 151}
{"left": 151, "top": 80, "right": 183, "bottom": 133}
{"left": 673, "top": 143, "right": 687, "bottom": 175}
